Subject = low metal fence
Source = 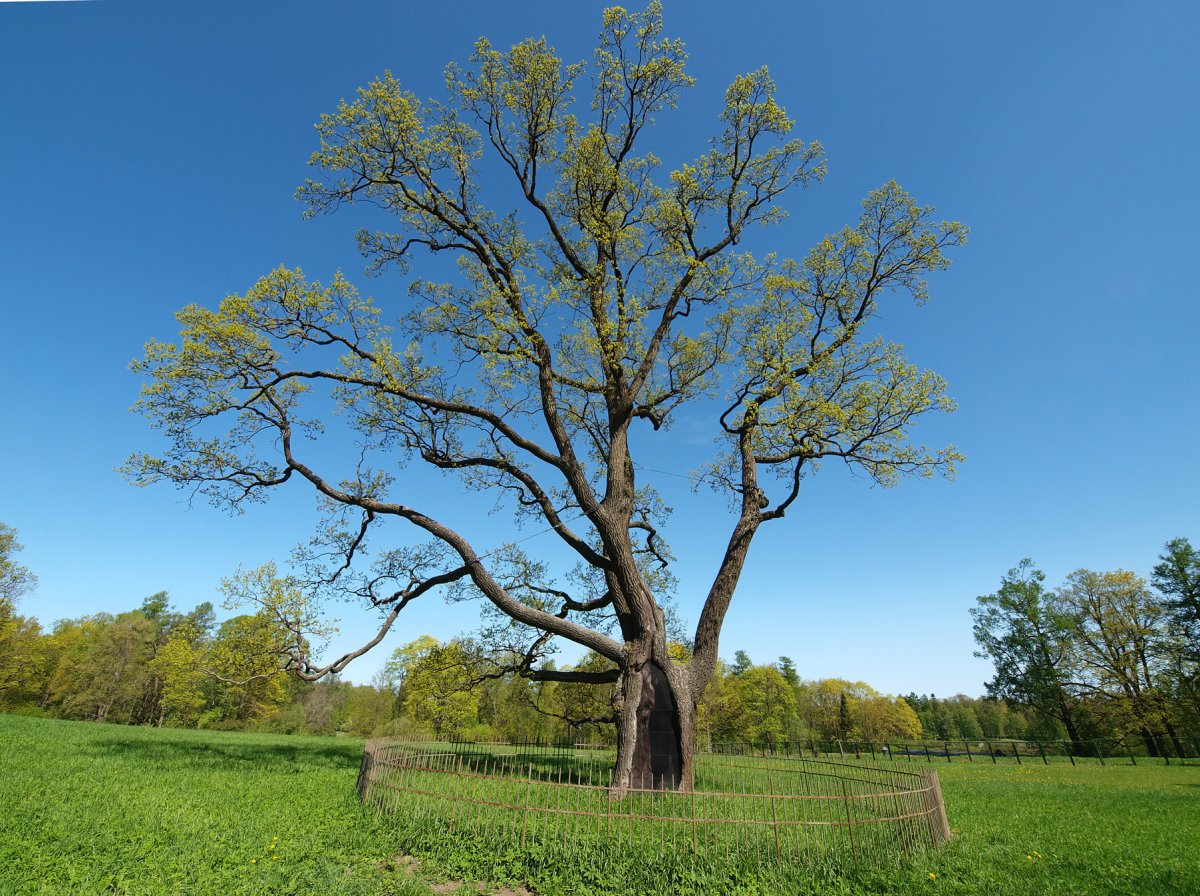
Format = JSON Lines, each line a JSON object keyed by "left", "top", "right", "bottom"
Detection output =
{"left": 357, "top": 739, "right": 950, "bottom": 877}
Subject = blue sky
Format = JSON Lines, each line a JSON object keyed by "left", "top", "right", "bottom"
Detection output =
{"left": 2, "top": 0, "right": 1196, "bottom": 697}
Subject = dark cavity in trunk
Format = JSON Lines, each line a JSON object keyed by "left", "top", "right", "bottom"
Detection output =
{"left": 629, "top": 662, "right": 682, "bottom": 789}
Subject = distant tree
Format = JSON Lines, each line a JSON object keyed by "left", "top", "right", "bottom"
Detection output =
{"left": 397, "top": 639, "right": 480, "bottom": 738}
{"left": 971, "top": 561, "right": 1085, "bottom": 746}
{"left": 1149, "top": 538, "right": 1200, "bottom": 730}
{"left": 343, "top": 683, "right": 397, "bottom": 737}
{"left": 0, "top": 523, "right": 37, "bottom": 605}
{"left": 381, "top": 634, "right": 441, "bottom": 693}
{"left": 801, "top": 680, "right": 920, "bottom": 743}
{"left": 0, "top": 605, "right": 45, "bottom": 710}
{"left": 972, "top": 697, "right": 1014, "bottom": 739}
{"left": 1152, "top": 537, "right": 1200, "bottom": 656}
{"left": 554, "top": 650, "right": 621, "bottom": 744}
{"left": 206, "top": 614, "right": 293, "bottom": 723}
{"left": 696, "top": 661, "right": 740, "bottom": 745}
{"left": 151, "top": 635, "right": 207, "bottom": 726}
{"left": 64, "top": 612, "right": 158, "bottom": 723}
{"left": 777, "top": 656, "right": 799, "bottom": 687}
{"left": 856, "top": 691, "right": 922, "bottom": 742}
{"left": 943, "top": 696, "right": 983, "bottom": 740}
{"left": 127, "top": 3, "right": 965, "bottom": 791}
{"left": 1058, "top": 568, "right": 1182, "bottom": 755}
{"left": 0, "top": 522, "right": 41, "bottom": 707}
{"left": 301, "top": 677, "right": 352, "bottom": 735}
{"left": 731, "top": 650, "right": 753, "bottom": 676}
{"left": 733, "top": 665, "right": 798, "bottom": 747}
{"left": 475, "top": 669, "right": 559, "bottom": 743}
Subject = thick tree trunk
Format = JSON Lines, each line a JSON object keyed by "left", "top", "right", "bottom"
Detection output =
{"left": 613, "top": 661, "right": 695, "bottom": 793}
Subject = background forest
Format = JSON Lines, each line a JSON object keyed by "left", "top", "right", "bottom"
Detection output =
{"left": 3, "top": 525, "right": 1197, "bottom": 753}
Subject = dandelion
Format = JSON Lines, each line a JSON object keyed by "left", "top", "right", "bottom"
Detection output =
{"left": 929, "top": 872, "right": 937, "bottom": 879}
{"left": 250, "top": 859, "right": 257, "bottom": 865}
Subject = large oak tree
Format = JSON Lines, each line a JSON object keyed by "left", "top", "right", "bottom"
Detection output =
{"left": 128, "top": 3, "right": 964, "bottom": 791}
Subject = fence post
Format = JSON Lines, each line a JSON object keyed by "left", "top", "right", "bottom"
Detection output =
{"left": 1123, "top": 737, "right": 1137, "bottom": 766}
{"left": 521, "top": 763, "right": 532, "bottom": 848}
{"left": 1065, "top": 741, "right": 1075, "bottom": 766}
{"left": 944, "top": 741, "right": 952, "bottom": 764}
{"left": 1036, "top": 740, "right": 1047, "bottom": 765}
{"left": 923, "top": 743, "right": 932, "bottom": 763}
{"left": 768, "top": 768, "right": 781, "bottom": 861}
{"left": 1094, "top": 740, "right": 1105, "bottom": 766}
{"left": 964, "top": 740, "right": 973, "bottom": 763}
{"left": 690, "top": 776, "right": 698, "bottom": 858}
{"left": 985, "top": 739, "right": 996, "bottom": 764}
{"left": 356, "top": 740, "right": 376, "bottom": 802}
{"left": 841, "top": 780, "right": 858, "bottom": 864}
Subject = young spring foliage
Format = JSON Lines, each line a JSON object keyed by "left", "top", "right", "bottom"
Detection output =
{"left": 127, "top": 3, "right": 965, "bottom": 790}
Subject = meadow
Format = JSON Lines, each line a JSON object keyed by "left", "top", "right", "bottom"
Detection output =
{"left": 0, "top": 714, "right": 1196, "bottom": 896}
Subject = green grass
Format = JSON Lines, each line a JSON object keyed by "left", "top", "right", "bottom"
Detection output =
{"left": 903, "top": 760, "right": 1200, "bottom": 896}
{"left": 1, "top": 715, "right": 1197, "bottom": 895}
{"left": 0, "top": 715, "right": 427, "bottom": 896}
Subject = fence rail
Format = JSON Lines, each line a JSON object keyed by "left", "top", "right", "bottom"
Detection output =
{"left": 778, "top": 734, "right": 1200, "bottom": 766}
{"left": 357, "top": 739, "right": 950, "bottom": 878}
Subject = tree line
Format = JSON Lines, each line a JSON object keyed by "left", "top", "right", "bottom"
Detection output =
{"left": 1, "top": 571, "right": 928, "bottom": 745}
{"left": 5, "top": 523, "right": 1196, "bottom": 752}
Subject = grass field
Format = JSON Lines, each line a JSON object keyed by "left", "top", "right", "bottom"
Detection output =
{"left": 1, "top": 714, "right": 1196, "bottom": 895}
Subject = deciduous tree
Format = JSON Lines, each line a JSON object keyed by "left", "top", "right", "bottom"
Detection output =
{"left": 971, "top": 561, "right": 1085, "bottom": 746}
{"left": 127, "top": 3, "right": 964, "bottom": 790}
{"left": 1057, "top": 568, "right": 1182, "bottom": 755}
{"left": 0, "top": 523, "right": 37, "bottom": 606}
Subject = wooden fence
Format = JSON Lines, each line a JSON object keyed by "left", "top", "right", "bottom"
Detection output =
{"left": 357, "top": 740, "right": 950, "bottom": 876}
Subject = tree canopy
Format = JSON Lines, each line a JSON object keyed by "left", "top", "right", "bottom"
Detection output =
{"left": 0, "top": 523, "right": 37, "bottom": 607}
{"left": 126, "top": 3, "right": 964, "bottom": 790}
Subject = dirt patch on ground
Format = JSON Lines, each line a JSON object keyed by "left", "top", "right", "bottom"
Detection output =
{"left": 378, "top": 854, "right": 534, "bottom": 896}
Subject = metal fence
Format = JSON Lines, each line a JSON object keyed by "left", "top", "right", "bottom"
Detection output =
{"left": 788, "top": 735, "right": 1200, "bottom": 766}
{"left": 357, "top": 739, "right": 950, "bottom": 879}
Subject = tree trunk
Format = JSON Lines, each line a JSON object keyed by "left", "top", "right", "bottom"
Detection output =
{"left": 1054, "top": 694, "right": 1083, "bottom": 752}
{"left": 613, "top": 661, "right": 694, "bottom": 793}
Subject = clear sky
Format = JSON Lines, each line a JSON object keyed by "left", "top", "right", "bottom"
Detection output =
{"left": 2, "top": 0, "right": 1197, "bottom": 698}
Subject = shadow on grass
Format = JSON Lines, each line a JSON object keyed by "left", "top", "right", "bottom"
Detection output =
{"left": 89, "top": 731, "right": 363, "bottom": 772}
